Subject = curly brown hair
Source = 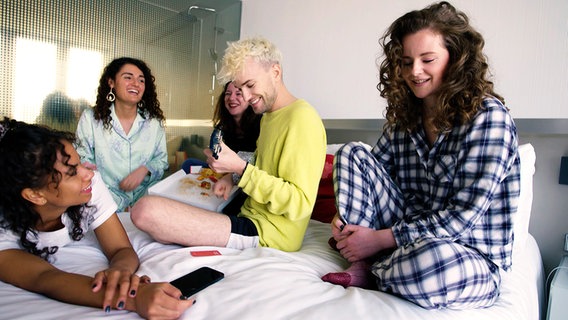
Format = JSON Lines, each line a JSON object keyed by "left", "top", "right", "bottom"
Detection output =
{"left": 213, "top": 82, "right": 261, "bottom": 152}
{"left": 94, "top": 57, "right": 164, "bottom": 129}
{"left": 377, "top": 1, "right": 504, "bottom": 133}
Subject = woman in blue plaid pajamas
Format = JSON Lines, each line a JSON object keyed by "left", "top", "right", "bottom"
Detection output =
{"left": 322, "top": 1, "right": 520, "bottom": 310}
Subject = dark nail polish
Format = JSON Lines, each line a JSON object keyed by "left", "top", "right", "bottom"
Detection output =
{"left": 193, "top": 299, "right": 197, "bottom": 305}
{"left": 104, "top": 306, "right": 111, "bottom": 313}
{"left": 130, "top": 289, "right": 136, "bottom": 296}
{"left": 118, "top": 301, "right": 124, "bottom": 309}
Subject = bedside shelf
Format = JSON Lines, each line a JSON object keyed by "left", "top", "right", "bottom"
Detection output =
{"left": 547, "top": 256, "right": 568, "bottom": 320}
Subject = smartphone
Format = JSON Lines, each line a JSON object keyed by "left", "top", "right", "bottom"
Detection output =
{"left": 170, "top": 266, "right": 224, "bottom": 299}
{"left": 209, "top": 126, "right": 223, "bottom": 159}
{"left": 338, "top": 214, "right": 348, "bottom": 231}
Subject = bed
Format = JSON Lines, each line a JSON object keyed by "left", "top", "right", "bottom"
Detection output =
{"left": 0, "top": 143, "right": 543, "bottom": 320}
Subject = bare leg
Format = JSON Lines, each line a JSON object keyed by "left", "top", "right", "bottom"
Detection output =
{"left": 130, "top": 195, "right": 231, "bottom": 247}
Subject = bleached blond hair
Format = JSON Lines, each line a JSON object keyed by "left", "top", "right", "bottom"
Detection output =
{"left": 217, "top": 37, "right": 283, "bottom": 84}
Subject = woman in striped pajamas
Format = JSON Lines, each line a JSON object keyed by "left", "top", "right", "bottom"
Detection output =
{"left": 322, "top": 2, "right": 520, "bottom": 310}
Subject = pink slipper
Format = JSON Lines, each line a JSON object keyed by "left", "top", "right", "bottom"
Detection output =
{"left": 321, "top": 272, "right": 351, "bottom": 287}
{"left": 322, "top": 260, "right": 376, "bottom": 289}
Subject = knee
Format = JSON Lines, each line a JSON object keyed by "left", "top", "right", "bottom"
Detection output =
{"left": 337, "top": 141, "right": 368, "bottom": 156}
{"left": 376, "top": 238, "right": 499, "bottom": 310}
{"left": 414, "top": 275, "right": 499, "bottom": 310}
{"left": 130, "top": 196, "right": 155, "bottom": 230}
{"left": 335, "top": 142, "right": 372, "bottom": 168}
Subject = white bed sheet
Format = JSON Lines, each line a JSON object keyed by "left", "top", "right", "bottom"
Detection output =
{"left": 0, "top": 213, "right": 544, "bottom": 320}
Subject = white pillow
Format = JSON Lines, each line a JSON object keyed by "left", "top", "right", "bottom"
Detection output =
{"left": 513, "top": 143, "right": 536, "bottom": 253}
{"left": 326, "top": 142, "right": 371, "bottom": 156}
{"left": 326, "top": 143, "right": 344, "bottom": 156}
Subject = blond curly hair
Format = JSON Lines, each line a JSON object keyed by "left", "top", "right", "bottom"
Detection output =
{"left": 217, "top": 37, "right": 283, "bottom": 84}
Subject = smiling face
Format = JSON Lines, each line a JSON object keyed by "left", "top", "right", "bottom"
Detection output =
{"left": 401, "top": 28, "right": 450, "bottom": 108}
{"left": 224, "top": 82, "right": 248, "bottom": 120}
{"left": 108, "top": 63, "right": 146, "bottom": 107}
{"left": 233, "top": 57, "right": 279, "bottom": 114}
{"left": 35, "top": 140, "right": 95, "bottom": 226}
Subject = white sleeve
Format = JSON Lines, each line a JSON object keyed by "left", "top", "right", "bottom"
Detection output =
{"left": 88, "top": 171, "right": 118, "bottom": 230}
{"left": 0, "top": 229, "right": 21, "bottom": 252}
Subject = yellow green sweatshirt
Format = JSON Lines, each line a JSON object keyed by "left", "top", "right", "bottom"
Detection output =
{"left": 238, "top": 99, "right": 327, "bottom": 251}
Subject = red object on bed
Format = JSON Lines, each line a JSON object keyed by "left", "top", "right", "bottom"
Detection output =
{"left": 312, "top": 154, "right": 336, "bottom": 223}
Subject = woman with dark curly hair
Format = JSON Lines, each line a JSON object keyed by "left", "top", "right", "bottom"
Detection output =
{"left": 76, "top": 57, "right": 168, "bottom": 211}
{"left": 322, "top": 2, "right": 520, "bottom": 310}
{"left": 0, "top": 118, "right": 193, "bottom": 317}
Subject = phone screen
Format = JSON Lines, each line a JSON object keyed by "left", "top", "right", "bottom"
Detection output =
{"left": 170, "top": 266, "right": 224, "bottom": 299}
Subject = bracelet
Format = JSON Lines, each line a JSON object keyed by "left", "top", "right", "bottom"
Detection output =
{"left": 232, "top": 161, "right": 249, "bottom": 185}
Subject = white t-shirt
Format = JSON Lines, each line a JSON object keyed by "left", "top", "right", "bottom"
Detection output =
{"left": 0, "top": 171, "right": 117, "bottom": 252}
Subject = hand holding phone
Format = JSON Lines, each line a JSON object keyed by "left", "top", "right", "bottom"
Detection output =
{"left": 170, "top": 266, "right": 224, "bottom": 299}
{"left": 209, "top": 126, "right": 223, "bottom": 159}
{"left": 338, "top": 214, "right": 348, "bottom": 231}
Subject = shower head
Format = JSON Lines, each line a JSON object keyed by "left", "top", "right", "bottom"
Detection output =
{"left": 188, "top": 5, "right": 216, "bottom": 16}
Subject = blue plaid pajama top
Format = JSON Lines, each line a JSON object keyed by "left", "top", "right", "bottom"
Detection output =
{"left": 373, "top": 97, "right": 520, "bottom": 271}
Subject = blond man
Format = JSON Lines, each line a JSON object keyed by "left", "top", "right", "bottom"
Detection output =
{"left": 131, "top": 37, "right": 326, "bottom": 251}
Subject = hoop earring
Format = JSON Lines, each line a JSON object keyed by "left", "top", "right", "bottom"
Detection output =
{"left": 106, "top": 89, "right": 115, "bottom": 102}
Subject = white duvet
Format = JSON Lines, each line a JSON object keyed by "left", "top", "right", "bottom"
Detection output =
{"left": 0, "top": 213, "right": 544, "bottom": 320}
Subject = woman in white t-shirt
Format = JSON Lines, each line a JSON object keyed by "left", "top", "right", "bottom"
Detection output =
{"left": 0, "top": 117, "right": 193, "bottom": 318}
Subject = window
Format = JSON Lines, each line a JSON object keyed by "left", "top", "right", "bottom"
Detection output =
{"left": 66, "top": 48, "right": 103, "bottom": 103}
{"left": 1, "top": 0, "right": 241, "bottom": 133}
{"left": 13, "top": 38, "right": 57, "bottom": 123}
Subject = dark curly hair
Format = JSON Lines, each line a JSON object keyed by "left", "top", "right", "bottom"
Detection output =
{"left": 377, "top": 1, "right": 504, "bottom": 133}
{"left": 94, "top": 57, "right": 165, "bottom": 129}
{"left": 212, "top": 82, "right": 261, "bottom": 152}
{"left": 0, "top": 117, "right": 84, "bottom": 260}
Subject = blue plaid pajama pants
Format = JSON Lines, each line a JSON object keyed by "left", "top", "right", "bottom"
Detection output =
{"left": 334, "top": 142, "right": 501, "bottom": 310}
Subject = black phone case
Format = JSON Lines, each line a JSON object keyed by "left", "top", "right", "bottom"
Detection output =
{"left": 170, "top": 266, "right": 224, "bottom": 298}
{"left": 209, "top": 126, "right": 223, "bottom": 159}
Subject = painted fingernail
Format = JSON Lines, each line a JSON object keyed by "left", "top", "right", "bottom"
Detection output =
{"left": 130, "top": 289, "right": 136, "bottom": 296}
{"left": 118, "top": 301, "right": 124, "bottom": 309}
{"left": 104, "top": 306, "right": 111, "bottom": 313}
{"left": 193, "top": 300, "right": 197, "bottom": 305}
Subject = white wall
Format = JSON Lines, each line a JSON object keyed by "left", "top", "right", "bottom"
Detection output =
{"left": 240, "top": 0, "right": 568, "bottom": 277}
{"left": 519, "top": 135, "right": 568, "bottom": 272}
{"left": 240, "top": 0, "right": 568, "bottom": 119}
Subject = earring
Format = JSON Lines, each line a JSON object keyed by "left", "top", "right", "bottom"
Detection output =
{"left": 106, "top": 88, "right": 115, "bottom": 102}
{"left": 137, "top": 100, "right": 145, "bottom": 108}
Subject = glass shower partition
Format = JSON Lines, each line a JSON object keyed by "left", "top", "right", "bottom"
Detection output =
{"left": 0, "top": 0, "right": 241, "bottom": 123}
{"left": 0, "top": 0, "right": 242, "bottom": 171}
